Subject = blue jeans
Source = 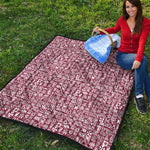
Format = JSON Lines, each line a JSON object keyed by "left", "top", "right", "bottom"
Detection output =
{"left": 116, "top": 51, "right": 150, "bottom": 105}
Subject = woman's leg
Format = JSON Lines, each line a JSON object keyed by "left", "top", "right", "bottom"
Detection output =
{"left": 116, "top": 52, "right": 150, "bottom": 97}
{"left": 142, "top": 56, "right": 150, "bottom": 107}
{"left": 116, "top": 51, "right": 136, "bottom": 70}
{"left": 134, "top": 56, "right": 146, "bottom": 96}
{"left": 116, "top": 51, "right": 150, "bottom": 113}
{"left": 134, "top": 56, "right": 150, "bottom": 106}
{"left": 116, "top": 52, "right": 143, "bottom": 94}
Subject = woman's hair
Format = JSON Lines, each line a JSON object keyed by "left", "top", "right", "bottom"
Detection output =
{"left": 123, "top": 0, "right": 143, "bottom": 34}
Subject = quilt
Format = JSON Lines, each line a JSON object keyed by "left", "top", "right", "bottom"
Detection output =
{"left": 0, "top": 36, "right": 134, "bottom": 150}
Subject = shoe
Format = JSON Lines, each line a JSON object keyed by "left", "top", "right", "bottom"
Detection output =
{"left": 134, "top": 97, "right": 147, "bottom": 114}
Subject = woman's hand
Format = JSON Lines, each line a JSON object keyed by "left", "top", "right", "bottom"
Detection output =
{"left": 92, "top": 27, "right": 100, "bottom": 36}
{"left": 132, "top": 60, "right": 141, "bottom": 70}
{"left": 93, "top": 27, "right": 100, "bottom": 33}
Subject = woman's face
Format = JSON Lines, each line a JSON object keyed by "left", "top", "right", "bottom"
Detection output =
{"left": 126, "top": 1, "right": 138, "bottom": 18}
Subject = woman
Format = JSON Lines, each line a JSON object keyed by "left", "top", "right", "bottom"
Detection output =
{"left": 93, "top": 0, "right": 150, "bottom": 114}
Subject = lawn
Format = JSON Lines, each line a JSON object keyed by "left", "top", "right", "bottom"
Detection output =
{"left": 0, "top": 0, "right": 150, "bottom": 150}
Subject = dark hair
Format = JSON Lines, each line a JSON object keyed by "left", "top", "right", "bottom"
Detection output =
{"left": 123, "top": 0, "right": 143, "bottom": 34}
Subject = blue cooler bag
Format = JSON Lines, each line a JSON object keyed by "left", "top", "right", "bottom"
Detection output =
{"left": 85, "top": 29, "right": 121, "bottom": 63}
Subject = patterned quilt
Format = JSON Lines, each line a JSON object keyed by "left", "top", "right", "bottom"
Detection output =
{"left": 0, "top": 36, "right": 134, "bottom": 150}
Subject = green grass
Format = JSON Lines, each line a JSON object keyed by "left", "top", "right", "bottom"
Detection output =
{"left": 0, "top": 0, "right": 150, "bottom": 150}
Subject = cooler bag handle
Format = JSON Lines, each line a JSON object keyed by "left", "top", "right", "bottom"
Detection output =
{"left": 91, "top": 28, "right": 113, "bottom": 45}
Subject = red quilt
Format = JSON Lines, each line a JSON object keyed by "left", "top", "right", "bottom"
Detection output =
{"left": 0, "top": 36, "right": 134, "bottom": 150}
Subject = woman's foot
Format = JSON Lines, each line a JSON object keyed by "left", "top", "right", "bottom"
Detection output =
{"left": 134, "top": 95, "right": 147, "bottom": 114}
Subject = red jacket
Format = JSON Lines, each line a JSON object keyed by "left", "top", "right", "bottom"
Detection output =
{"left": 103, "top": 16, "right": 150, "bottom": 62}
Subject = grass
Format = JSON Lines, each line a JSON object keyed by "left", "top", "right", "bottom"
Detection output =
{"left": 0, "top": 0, "right": 150, "bottom": 149}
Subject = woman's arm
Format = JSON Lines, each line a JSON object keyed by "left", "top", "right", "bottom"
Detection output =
{"left": 135, "top": 18, "right": 150, "bottom": 62}
{"left": 93, "top": 16, "right": 122, "bottom": 34}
